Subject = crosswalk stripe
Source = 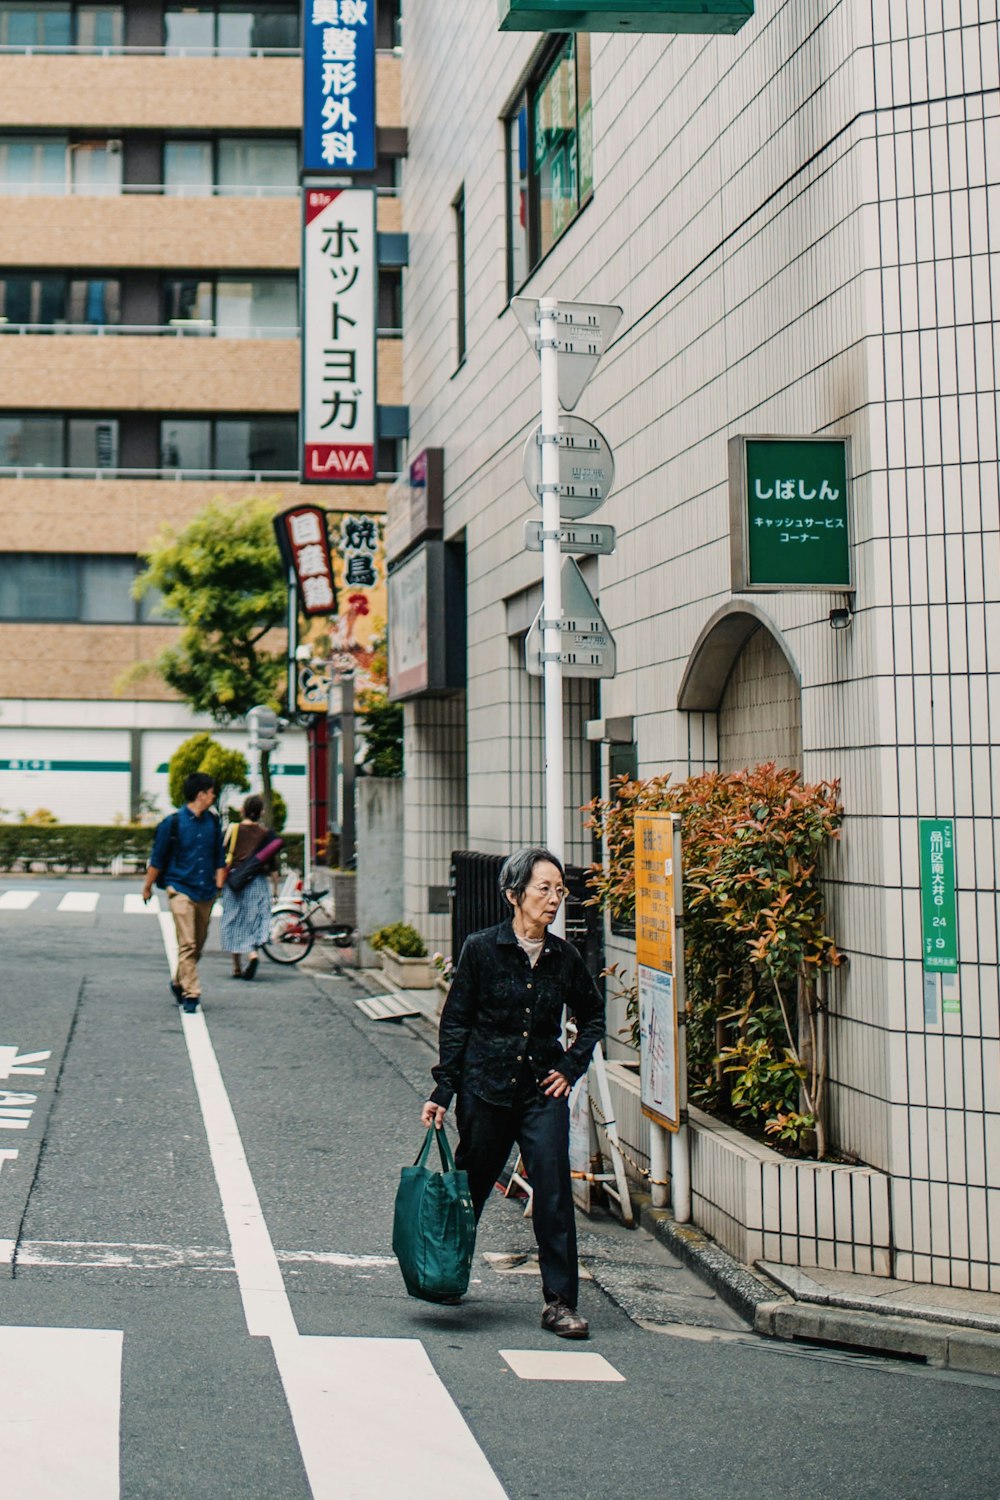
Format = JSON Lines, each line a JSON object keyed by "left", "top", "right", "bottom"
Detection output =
{"left": 56, "top": 891, "right": 100, "bottom": 912}
{"left": 0, "top": 1325, "right": 122, "bottom": 1498}
{"left": 0, "top": 890, "right": 39, "bottom": 909}
{"left": 274, "top": 1335, "right": 508, "bottom": 1500}
{"left": 123, "top": 893, "right": 161, "bottom": 914}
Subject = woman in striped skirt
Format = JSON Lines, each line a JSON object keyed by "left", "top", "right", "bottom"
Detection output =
{"left": 220, "top": 794, "right": 276, "bottom": 981}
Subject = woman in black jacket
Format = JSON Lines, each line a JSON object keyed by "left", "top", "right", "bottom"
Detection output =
{"left": 421, "top": 846, "right": 605, "bottom": 1339}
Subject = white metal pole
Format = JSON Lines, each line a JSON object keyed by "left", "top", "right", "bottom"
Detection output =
{"left": 538, "top": 297, "right": 565, "bottom": 938}
{"left": 649, "top": 1122, "right": 670, "bottom": 1209}
{"left": 671, "top": 814, "right": 691, "bottom": 1222}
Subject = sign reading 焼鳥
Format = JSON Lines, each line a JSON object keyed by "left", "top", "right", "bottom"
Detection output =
{"left": 302, "top": 0, "right": 376, "bottom": 175}
{"left": 273, "top": 504, "right": 339, "bottom": 616}
{"left": 729, "top": 434, "right": 852, "bottom": 591}
{"left": 302, "top": 187, "right": 377, "bottom": 484}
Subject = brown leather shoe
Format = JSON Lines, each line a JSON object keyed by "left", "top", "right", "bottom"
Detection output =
{"left": 541, "top": 1299, "right": 589, "bottom": 1339}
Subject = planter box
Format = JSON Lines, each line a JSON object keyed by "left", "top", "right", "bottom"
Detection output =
{"left": 380, "top": 948, "right": 436, "bottom": 989}
{"left": 600, "top": 1061, "right": 892, "bottom": 1276}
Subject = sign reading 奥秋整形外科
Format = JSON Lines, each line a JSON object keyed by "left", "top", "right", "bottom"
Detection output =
{"left": 729, "top": 434, "right": 852, "bottom": 591}
{"left": 302, "top": 0, "right": 376, "bottom": 176}
{"left": 302, "top": 186, "right": 376, "bottom": 483}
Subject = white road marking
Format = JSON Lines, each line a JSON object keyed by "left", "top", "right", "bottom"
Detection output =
{"left": 499, "top": 1349, "right": 625, "bottom": 1382}
{"left": 154, "top": 909, "right": 509, "bottom": 1500}
{"left": 274, "top": 1335, "right": 508, "bottom": 1500}
{"left": 0, "top": 1238, "right": 14, "bottom": 1263}
{"left": 123, "top": 893, "right": 160, "bottom": 914}
{"left": 0, "top": 1326, "right": 122, "bottom": 1498}
{"left": 0, "top": 890, "right": 39, "bottom": 909}
{"left": 12, "top": 1240, "right": 399, "bottom": 1273}
{"left": 57, "top": 891, "right": 100, "bottom": 912}
{"left": 482, "top": 1251, "right": 592, "bottom": 1279}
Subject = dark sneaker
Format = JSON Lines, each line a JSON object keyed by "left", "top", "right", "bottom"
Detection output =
{"left": 170, "top": 979, "right": 184, "bottom": 1003}
{"left": 242, "top": 956, "right": 258, "bottom": 981}
{"left": 541, "top": 1299, "right": 589, "bottom": 1339}
{"left": 181, "top": 997, "right": 200, "bottom": 1014}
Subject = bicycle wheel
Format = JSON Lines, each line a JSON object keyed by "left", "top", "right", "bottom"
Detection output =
{"left": 262, "top": 906, "right": 316, "bottom": 964}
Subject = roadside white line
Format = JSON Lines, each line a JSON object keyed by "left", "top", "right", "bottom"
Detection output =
{"left": 0, "top": 1326, "right": 122, "bottom": 1498}
{"left": 274, "top": 1335, "right": 509, "bottom": 1500}
{"left": 0, "top": 890, "right": 39, "bottom": 909}
{"left": 57, "top": 891, "right": 100, "bottom": 913}
{"left": 154, "top": 908, "right": 510, "bottom": 1500}
{"left": 0, "top": 1238, "right": 14, "bottom": 1263}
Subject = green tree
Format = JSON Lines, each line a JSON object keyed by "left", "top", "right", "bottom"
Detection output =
{"left": 357, "top": 689, "right": 403, "bottom": 777}
{"left": 131, "top": 498, "right": 286, "bottom": 722}
{"left": 168, "top": 733, "right": 249, "bottom": 813}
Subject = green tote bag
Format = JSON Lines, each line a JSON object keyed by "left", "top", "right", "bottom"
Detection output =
{"left": 392, "top": 1126, "right": 477, "bottom": 1303}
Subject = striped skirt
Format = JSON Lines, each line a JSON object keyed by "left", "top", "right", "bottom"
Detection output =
{"left": 220, "top": 875, "right": 272, "bottom": 954}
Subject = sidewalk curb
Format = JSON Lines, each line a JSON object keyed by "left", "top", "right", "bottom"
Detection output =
{"left": 638, "top": 1202, "right": 1000, "bottom": 1376}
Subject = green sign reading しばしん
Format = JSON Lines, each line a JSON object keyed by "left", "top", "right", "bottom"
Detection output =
{"left": 729, "top": 435, "right": 852, "bottom": 591}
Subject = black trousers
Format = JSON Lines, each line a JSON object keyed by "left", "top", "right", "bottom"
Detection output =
{"left": 455, "top": 1087, "right": 578, "bottom": 1308}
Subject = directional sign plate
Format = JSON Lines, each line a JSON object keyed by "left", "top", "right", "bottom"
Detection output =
{"left": 524, "top": 519, "right": 616, "bottom": 556}
{"left": 512, "top": 298, "right": 623, "bottom": 410}
{"left": 522, "top": 416, "right": 615, "bottom": 519}
{"left": 524, "top": 558, "right": 617, "bottom": 679}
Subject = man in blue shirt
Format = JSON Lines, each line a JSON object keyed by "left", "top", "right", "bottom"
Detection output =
{"left": 142, "top": 771, "right": 227, "bottom": 1013}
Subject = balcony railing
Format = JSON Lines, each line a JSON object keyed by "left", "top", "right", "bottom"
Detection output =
{"left": 0, "top": 181, "right": 400, "bottom": 198}
{"left": 0, "top": 464, "right": 400, "bottom": 482}
{"left": 0, "top": 43, "right": 402, "bottom": 57}
{"left": 0, "top": 321, "right": 403, "bottom": 338}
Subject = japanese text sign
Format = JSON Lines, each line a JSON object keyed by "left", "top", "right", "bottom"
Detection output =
{"left": 274, "top": 504, "right": 339, "bottom": 616}
{"left": 634, "top": 811, "right": 681, "bottom": 1132}
{"left": 302, "top": 0, "right": 376, "bottom": 175}
{"left": 919, "top": 818, "right": 958, "bottom": 973}
{"left": 729, "top": 435, "right": 852, "bottom": 590}
{"left": 302, "top": 186, "right": 376, "bottom": 483}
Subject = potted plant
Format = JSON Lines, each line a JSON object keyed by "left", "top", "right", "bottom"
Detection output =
{"left": 368, "top": 922, "right": 435, "bottom": 989}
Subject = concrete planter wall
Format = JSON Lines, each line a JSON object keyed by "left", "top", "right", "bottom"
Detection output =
{"left": 379, "top": 948, "right": 436, "bottom": 989}
{"left": 601, "top": 1062, "right": 892, "bottom": 1277}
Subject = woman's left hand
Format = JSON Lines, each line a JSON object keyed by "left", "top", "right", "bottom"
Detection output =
{"left": 541, "top": 1070, "right": 571, "bottom": 1098}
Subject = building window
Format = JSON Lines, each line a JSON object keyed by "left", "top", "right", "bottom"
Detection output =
{"left": 0, "top": 134, "right": 121, "bottom": 194}
{"left": 453, "top": 185, "right": 466, "bottom": 368}
{"left": 0, "top": 553, "right": 165, "bottom": 623}
{"left": 164, "top": 4, "right": 299, "bottom": 55}
{"left": 0, "top": 273, "right": 121, "bottom": 327}
{"left": 163, "top": 136, "right": 299, "bottom": 197}
{"left": 506, "top": 33, "right": 592, "bottom": 292}
{"left": 0, "top": 4, "right": 123, "bottom": 49}
{"left": 159, "top": 416, "right": 297, "bottom": 474}
{"left": 0, "top": 413, "right": 117, "bottom": 470}
{"left": 162, "top": 274, "right": 297, "bottom": 336}
{"left": 378, "top": 267, "right": 402, "bottom": 335}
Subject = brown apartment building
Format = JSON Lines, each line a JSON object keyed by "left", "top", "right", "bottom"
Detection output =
{"left": 0, "top": 0, "right": 404, "bottom": 828}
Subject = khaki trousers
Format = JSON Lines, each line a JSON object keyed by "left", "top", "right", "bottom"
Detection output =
{"left": 167, "top": 888, "right": 216, "bottom": 998}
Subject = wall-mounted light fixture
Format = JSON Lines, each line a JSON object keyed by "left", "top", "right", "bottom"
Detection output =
{"left": 829, "top": 594, "right": 855, "bottom": 631}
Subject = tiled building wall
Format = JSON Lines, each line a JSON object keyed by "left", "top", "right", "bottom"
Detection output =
{"left": 403, "top": 695, "right": 468, "bottom": 953}
{"left": 401, "top": 5, "right": 999, "bottom": 1284}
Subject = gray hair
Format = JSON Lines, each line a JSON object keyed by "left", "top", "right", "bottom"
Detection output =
{"left": 499, "top": 846, "right": 565, "bottom": 905}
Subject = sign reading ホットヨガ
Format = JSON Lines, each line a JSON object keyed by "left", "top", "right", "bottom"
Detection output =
{"left": 302, "top": 0, "right": 376, "bottom": 175}
{"left": 729, "top": 435, "right": 852, "bottom": 590}
{"left": 302, "top": 187, "right": 376, "bottom": 484}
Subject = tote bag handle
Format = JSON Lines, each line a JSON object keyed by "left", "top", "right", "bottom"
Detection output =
{"left": 414, "top": 1124, "right": 456, "bottom": 1173}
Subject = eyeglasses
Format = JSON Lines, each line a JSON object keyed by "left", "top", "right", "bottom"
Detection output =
{"left": 528, "top": 882, "right": 567, "bottom": 902}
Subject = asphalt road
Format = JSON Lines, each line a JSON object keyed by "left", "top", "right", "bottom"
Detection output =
{"left": 1, "top": 877, "right": 998, "bottom": 1500}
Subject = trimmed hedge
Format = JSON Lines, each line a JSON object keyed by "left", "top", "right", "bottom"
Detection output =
{"left": 0, "top": 824, "right": 305, "bottom": 875}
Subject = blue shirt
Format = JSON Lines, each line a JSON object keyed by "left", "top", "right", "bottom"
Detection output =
{"left": 151, "top": 805, "right": 225, "bottom": 903}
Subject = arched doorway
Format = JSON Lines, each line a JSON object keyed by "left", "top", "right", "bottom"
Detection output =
{"left": 677, "top": 603, "right": 802, "bottom": 772}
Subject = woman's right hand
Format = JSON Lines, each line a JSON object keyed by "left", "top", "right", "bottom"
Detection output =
{"left": 421, "top": 1102, "right": 447, "bottom": 1130}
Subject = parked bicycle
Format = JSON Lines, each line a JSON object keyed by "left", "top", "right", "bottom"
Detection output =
{"left": 262, "top": 883, "right": 353, "bottom": 964}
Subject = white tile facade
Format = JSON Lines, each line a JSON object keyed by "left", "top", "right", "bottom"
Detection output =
{"left": 400, "top": 2, "right": 1000, "bottom": 1285}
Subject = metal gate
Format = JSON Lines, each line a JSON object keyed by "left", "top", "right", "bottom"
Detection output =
{"left": 449, "top": 850, "right": 603, "bottom": 981}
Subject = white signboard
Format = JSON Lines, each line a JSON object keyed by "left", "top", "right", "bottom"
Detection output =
{"left": 638, "top": 965, "right": 678, "bottom": 1132}
{"left": 302, "top": 186, "right": 377, "bottom": 484}
{"left": 522, "top": 416, "right": 616, "bottom": 519}
{"left": 388, "top": 548, "right": 429, "bottom": 698}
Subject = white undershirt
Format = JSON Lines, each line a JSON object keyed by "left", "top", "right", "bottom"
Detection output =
{"left": 515, "top": 932, "right": 545, "bottom": 968}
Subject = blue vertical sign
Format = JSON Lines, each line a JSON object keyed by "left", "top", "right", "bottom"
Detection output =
{"left": 302, "top": 0, "right": 376, "bottom": 175}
